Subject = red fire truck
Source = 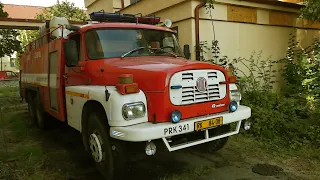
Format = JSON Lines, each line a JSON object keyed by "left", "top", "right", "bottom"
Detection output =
{"left": 19, "top": 11, "right": 252, "bottom": 180}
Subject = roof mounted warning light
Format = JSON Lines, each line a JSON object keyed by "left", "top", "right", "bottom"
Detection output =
{"left": 89, "top": 10, "right": 161, "bottom": 25}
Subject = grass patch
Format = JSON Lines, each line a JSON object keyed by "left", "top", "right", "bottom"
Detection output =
{"left": 159, "top": 166, "right": 213, "bottom": 180}
{"left": 0, "top": 112, "right": 44, "bottom": 179}
{"left": 2, "top": 113, "right": 29, "bottom": 138}
{"left": 0, "top": 86, "right": 19, "bottom": 97}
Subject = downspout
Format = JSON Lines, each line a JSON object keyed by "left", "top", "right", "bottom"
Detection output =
{"left": 195, "top": 1, "right": 206, "bottom": 60}
{"left": 121, "top": 0, "right": 125, "bottom": 9}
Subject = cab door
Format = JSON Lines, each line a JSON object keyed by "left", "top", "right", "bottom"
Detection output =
{"left": 64, "top": 33, "right": 86, "bottom": 86}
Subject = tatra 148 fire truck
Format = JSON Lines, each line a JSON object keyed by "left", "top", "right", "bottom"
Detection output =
{"left": 19, "top": 11, "right": 252, "bottom": 179}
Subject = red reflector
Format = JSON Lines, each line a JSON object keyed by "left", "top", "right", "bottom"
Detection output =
{"left": 137, "top": 17, "right": 160, "bottom": 24}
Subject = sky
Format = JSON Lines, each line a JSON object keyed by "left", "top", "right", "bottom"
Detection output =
{"left": 0, "top": 0, "right": 86, "bottom": 9}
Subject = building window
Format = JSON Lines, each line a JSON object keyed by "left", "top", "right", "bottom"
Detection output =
{"left": 10, "top": 58, "right": 16, "bottom": 67}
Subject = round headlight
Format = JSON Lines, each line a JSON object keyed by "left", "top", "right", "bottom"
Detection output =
{"left": 122, "top": 102, "right": 146, "bottom": 120}
{"left": 229, "top": 101, "right": 238, "bottom": 112}
{"left": 171, "top": 110, "right": 182, "bottom": 123}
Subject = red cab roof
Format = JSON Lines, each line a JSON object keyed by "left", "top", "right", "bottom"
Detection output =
{"left": 79, "top": 22, "right": 173, "bottom": 33}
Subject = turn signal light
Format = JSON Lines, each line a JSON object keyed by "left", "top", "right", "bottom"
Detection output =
{"left": 219, "top": 75, "right": 237, "bottom": 84}
{"left": 119, "top": 74, "right": 133, "bottom": 84}
{"left": 116, "top": 83, "right": 139, "bottom": 95}
{"left": 229, "top": 76, "right": 237, "bottom": 83}
{"left": 125, "top": 83, "right": 138, "bottom": 93}
{"left": 116, "top": 74, "right": 139, "bottom": 95}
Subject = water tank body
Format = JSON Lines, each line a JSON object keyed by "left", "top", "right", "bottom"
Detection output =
{"left": 49, "top": 17, "right": 71, "bottom": 39}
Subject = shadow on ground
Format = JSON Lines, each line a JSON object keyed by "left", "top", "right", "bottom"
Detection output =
{"left": 0, "top": 109, "right": 315, "bottom": 180}
{"left": 19, "top": 111, "right": 190, "bottom": 180}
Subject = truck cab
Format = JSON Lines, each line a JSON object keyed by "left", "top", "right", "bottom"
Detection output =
{"left": 20, "top": 12, "right": 251, "bottom": 180}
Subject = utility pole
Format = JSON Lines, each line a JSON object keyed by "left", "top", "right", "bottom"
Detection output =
{"left": 0, "top": 57, "right": 2, "bottom": 71}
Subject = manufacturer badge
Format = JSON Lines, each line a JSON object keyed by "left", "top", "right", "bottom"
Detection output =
{"left": 212, "top": 104, "right": 225, "bottom": 108}
{"left": 196, "top": 77, "right": 208, "bottom": 93}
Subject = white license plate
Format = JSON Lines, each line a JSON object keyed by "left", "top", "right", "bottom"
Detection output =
{"left": 164, "top": 124, "right": 190, "bottom": 136}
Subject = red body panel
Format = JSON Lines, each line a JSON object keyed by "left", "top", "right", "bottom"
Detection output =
{"left": 20, "top": 22, "right": 231, "bottom": 124}
{"left": 20, "top": 38, "right": 66, "bottom": 122}
{"left": 66, "top": 56, "right": 230, "bottom": 123}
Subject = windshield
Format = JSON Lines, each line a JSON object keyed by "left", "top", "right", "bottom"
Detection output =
{"left": 85, "top": 28, "right": 184, "bottom": 60}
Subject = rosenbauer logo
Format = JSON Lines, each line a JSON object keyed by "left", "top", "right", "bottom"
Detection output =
{"left": 196, "top": 77, "right": 208, "bottom": 93}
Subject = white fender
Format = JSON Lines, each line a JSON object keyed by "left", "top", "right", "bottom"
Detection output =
{"left": 65, "top": 86, "right": 148, "bottom": 132}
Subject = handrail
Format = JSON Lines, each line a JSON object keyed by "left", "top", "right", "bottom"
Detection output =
{"left": 24, "top": 24, "right": 65, "bottom": 53}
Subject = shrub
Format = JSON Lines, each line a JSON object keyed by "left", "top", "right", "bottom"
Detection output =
{"left": 279, "top": 33, "right": 320, "bottom": 97}
{"left": 199, "top": 38, "right": 320, "bottom": 149}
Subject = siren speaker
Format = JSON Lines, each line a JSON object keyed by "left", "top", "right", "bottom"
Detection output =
{"left": 164, "top": 19, "right": 172, "bottom": 28}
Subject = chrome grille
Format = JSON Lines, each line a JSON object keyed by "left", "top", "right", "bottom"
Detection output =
{"left": 182, "top": 72, "right": 194, "bottom": 80}
{"left": 181, "top": 83, "right": 221, "bottom": 105}
{"left": 170, "top": 70, "right": 227, "bottom": 106}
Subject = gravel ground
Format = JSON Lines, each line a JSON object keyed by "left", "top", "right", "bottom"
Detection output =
{"left": 0, "top": 80, "right": 19, "bottom": 88}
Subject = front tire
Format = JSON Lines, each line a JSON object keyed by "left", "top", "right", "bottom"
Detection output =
{"left": 87, "top": 111, "right": 125, "bottom": 180}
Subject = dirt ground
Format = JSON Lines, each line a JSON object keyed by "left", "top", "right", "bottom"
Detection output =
{"left": 0, "top": 82, "right": 319, "bottom": 180}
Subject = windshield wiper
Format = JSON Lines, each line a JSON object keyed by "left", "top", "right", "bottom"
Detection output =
{"left": 121, "top": 47, "right": 145, "bottom": 58}
{"left": 150, "top": 47, "right": 178, "bottom": 58}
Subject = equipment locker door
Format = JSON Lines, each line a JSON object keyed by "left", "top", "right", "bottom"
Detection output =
{"left": 47, "top": 39, "right": 66, "bottom": 121}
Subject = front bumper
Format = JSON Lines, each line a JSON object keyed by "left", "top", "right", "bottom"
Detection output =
{"left": 110, "top": 105, "right": 251, "bottom": 142}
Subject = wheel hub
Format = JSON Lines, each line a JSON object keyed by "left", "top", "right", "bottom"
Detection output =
{"left": 89, "top": 133, "right": 103, "bottom": 163}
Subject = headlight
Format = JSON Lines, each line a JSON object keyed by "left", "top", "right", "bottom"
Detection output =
{"left": 122, "top": 102, "right": 146, "bottom": 120}
{"left": 230, "top": 89, "right": 241, "bottom": 102}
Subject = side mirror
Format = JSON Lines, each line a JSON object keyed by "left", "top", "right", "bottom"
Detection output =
{"left": 183, "top": 44, "right": 191, "bottom": 60}
{"left": 64, "top": 40, "right": 79, "bottom": 67}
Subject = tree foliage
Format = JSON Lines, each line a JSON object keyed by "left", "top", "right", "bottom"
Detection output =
{"left": 20, "top": 1, "right": 87, "bottom": 48}
{"left": 35, "top": 1, "right": 88, "bottom": 21}
{"left": 17, "top": 1, "right": 87, "bottom": 67}
{"left": 300, "top": 0, "right": 320, "bottom": 22}
{"left": 0, "top": 2, "right": 21, "bottom": 58}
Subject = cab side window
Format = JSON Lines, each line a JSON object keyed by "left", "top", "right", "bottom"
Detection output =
{"left": 69, "top": 33, "right": 84, "bottom": 61}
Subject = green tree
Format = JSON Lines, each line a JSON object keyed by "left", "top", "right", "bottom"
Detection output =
{"left": 17, "top": 0, "right": 87, "bottom": 67}
{"left": 300, "top": 0, "right": 320, "bottom": 22}
{"left": 0, "top": 2, "right": 21, "bottom": 59}
{"left": 20, "top": 0, "right": 87, "bottom": 47}
{"left": 36, "top": 0, "right": 88, "bottom": 21}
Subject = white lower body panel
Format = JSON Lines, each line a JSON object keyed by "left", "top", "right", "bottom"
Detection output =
{"left": 110, "top": 105, "right": 251, "bottom": 146}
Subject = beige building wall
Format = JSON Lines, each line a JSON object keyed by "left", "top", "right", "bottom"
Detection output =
{"left": 86, "top": 0, "right": 320, "bottom": 89}
{"left": 85, "top": 0, "right": 113, "bottom": 14}
{"left": 0, "top": 55, "right": 18, "bottom": 72}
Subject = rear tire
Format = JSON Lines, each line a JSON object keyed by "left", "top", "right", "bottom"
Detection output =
{"left": 86, "top": 111, "right": 125, "bottom": 180}
{"left": 34, "top": 95, "right": 47, "bottom": 129}
{"left": 27, "top": 93, "right": 36, "bottom": 126}
{"left": 193, "top": 125, "right": 231, "bottom": 153}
